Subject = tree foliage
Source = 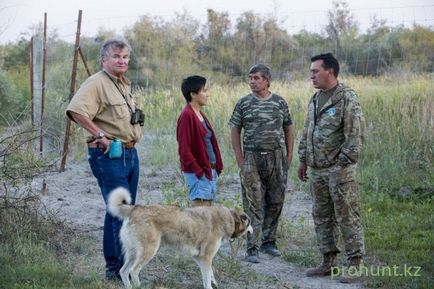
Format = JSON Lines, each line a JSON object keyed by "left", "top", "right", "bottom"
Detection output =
{"left": 0, "top": 1, "right": 433, "bottom": 96}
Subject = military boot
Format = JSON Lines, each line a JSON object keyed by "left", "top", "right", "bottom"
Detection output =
{"left": 245, "top": 247, "right": 260, "bottom": 263}
{"left": 306, "top": 252, "right": 338, "bottom": 277}
{"left": 338, "top": 256, "right": 364, "bottom": 283}
{"left": 260, "top": 242, "right": 282, "bottom": 257}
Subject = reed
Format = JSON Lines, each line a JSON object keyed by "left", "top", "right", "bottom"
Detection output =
{"left": 139, "top": 75, "right": 433, "bottom": 193}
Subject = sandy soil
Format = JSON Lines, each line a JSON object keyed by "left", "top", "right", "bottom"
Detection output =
{"left": 29, "top": 138, "right": 365, "bottom": 289}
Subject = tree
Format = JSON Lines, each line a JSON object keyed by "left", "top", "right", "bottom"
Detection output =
{"left": 125, "top": 11, "right": 202, "bottom": 89}
{"left": 399, "top": 25, "right": 434, "bottom": 72}
{"left": 160, "top": 10, "right": 201, "bottom": 87}
{"left": 262, "top": 17, "right": 294, "bottom": 79}
{"left": 205, "top": 9, "right": 231, "bottom": 42}
{"left": 292, "top": 30, "right": 328, "bottom": 75}
{"left": 125, "top": 15, "right": 166, "bottom": 88}
{"left": 198, "top": 9, "right": 236, "bottom": 79}
{"left": 355, "top": 16, "right": 391, "bottom": 75}
{"left": 233, "top": 11, "right": 266, "bottom": 74}
{"left": 326, "top": 0, "right": 359, "bottom": 59}
{"left": 1, "top": 38, "right": 29, "bottom": 71}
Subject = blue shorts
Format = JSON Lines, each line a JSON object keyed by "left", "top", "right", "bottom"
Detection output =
{"left": 183, "top": 169, "right": 218, "bottom": 201}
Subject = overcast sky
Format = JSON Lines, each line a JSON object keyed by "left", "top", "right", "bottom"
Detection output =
{"left": 1, "top": 0, "right": 433, "bottom": 44}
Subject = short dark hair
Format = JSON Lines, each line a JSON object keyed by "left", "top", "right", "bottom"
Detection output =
{"left": 181, "top": 75, "right": 207, "bottom": 103}
{"left": 311, "top": 53, "right": 340, "bottom": 77}
{"left": 249, "top": 64, "right": 272, "bottom": 84}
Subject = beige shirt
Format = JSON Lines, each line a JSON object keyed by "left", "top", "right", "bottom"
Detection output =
{"left": 66, "top": 70, "right": 143, "bottom": 143}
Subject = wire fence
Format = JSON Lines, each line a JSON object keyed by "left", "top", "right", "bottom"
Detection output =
{"left": 25, "top": 4, "right": 434, "bottom": 86}
{"left": 20, "top": 4, "right": 434, "bottom": 42}
{"left": 16, "top": 4, "right": 434, "bottom": 166}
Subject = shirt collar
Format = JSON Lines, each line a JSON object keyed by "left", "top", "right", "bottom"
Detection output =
{"left": 102, "top": 69, "right": 131, "bottom": 85}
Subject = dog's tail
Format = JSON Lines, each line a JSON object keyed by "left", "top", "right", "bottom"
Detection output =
{"left": 108, "top": 187, "right": 134, "bottom": 220}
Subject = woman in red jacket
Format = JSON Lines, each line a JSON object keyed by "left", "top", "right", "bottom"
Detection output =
{"left": 176, "top": 75, "right": 223, "bottom": 207}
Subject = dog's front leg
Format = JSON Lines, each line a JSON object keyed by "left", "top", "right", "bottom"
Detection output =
{"left": 210, "top": 266, "right": 218, "bottom": 289}
{"left": 194, "top": 258, "right": 214, "bottom": 289}
{"left": 120, "top": 263, "right": 132, "bottom": 289}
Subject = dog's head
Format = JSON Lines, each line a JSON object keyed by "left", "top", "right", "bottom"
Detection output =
{"left": 230, "top": 209, "right": 253, "bottom": 239}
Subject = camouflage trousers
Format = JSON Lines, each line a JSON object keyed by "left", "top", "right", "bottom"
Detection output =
{"left": 310, "top": 164, "right": 365, "bottom": 258}
{"left": 240, "top": 148, "right": 289, "bottom": 250}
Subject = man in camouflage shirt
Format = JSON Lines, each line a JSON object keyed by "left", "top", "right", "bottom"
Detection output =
{"left": 230, "top": 64, "right": 294, "bottom": 263}
{"left": 298, "top": 53, "right": 365, "bottom": 283}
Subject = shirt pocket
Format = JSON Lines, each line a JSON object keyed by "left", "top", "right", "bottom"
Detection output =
{"left": 106, "top": 96, "right": 129, "bottom": 121}
{"left": 320, "top": 104, "right": 343, "bottom": 128}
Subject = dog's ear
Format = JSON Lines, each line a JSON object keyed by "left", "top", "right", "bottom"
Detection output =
{"left": 231, "top": 210, "right": 251, "bottom": 238}
{"left": 231, "top": 210, "right": 241, "bottom": 230}
{"left": 240, "top": 213, "right": 249, "bottom": 224}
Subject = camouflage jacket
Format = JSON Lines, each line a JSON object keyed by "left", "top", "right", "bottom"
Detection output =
{"left": 298, "top": 83, "right": 364, "bottom": 168}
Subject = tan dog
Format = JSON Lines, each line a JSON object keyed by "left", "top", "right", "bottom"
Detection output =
{"left": 108, "top": 187, "right": 252, "bottom": 289}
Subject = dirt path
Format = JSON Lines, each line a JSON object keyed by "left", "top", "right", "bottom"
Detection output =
{"left": 31, "top": 139, "right": 365, "bottom": 289}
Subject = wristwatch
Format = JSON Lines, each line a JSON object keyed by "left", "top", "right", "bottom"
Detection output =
{"left": 96, "top": 131, "right": 105, "bottom": 139}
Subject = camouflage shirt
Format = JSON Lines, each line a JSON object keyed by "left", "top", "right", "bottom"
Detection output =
{"left": 229, "top": 93, "right": 292, "bottom": 152}
{"left": 298, "top": 83, "right": 364, "bottom": 168}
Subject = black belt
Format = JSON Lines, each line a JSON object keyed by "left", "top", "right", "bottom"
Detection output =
{"left": 210, "top": 163, "right": 217, "bottom": 169}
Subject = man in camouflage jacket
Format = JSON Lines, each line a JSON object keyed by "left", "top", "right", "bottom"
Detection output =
{"left": 298, "top": 53, "right": 365, "bottom": 283}
{"left": 230, "top": 64, "right": 294, "bottom": 263}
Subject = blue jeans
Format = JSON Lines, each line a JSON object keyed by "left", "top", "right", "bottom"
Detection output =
{"left": 88, "top": 147, "right": 139, "bottom": 278}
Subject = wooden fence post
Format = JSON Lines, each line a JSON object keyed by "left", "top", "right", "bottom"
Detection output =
{"left": 60, "top": 10, "right": 83, "bottom": 172}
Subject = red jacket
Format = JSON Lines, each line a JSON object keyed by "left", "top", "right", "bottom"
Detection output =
{"left": 176, "top": 104, "right": 223, "bottom": 180}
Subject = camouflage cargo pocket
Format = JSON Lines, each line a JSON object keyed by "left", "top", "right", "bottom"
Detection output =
{"left": 241, "top": 151, "right": 257, "bottom": 173}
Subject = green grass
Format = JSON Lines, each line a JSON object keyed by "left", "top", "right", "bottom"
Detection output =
{"left": 279, "top": 216, "right": 320, "bottom": 268}
{"left": 2, "top": 75, "right": 432, "bottom": 289}
{"left": 362, "top": 194, "right": 433, "bottom": 289}
{"left": 0, "top": 208, "right": 108, "bottom": 289}
{"left": 0, "top": 240, "right": 106, "bottom": 289}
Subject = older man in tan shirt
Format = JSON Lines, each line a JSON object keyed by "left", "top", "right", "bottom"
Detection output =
{"left": 66, "top": 38, "right": 143, "bottom": 282}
